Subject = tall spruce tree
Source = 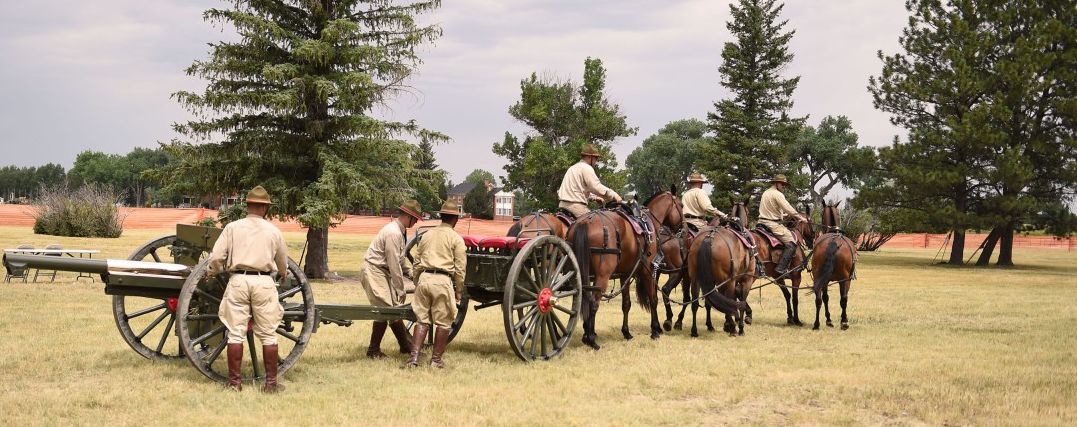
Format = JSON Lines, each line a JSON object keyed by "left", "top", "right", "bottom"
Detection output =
{"left": 412, "top": 137, "right": 445, "bottom": 213}
{"left": 493, "top": 58, "right": 636, "bottom": 209}
{"left": 702, "top": 0, "right": 805, "bottom": 212}
{"left": 155, "top": 0, "right": 445, "bottom": 278}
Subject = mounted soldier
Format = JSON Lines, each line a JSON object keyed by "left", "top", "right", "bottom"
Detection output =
{"left": 557, "top": 143, "right": 622, "bottom": 219}
{"left": 681, "top": 173, "right": 728, "bottom": 232}
{"left": 756, "top": 174, "right": 808, "bottom": 275}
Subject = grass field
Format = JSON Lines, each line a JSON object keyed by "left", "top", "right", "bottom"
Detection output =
{"left": 0, "top": 226, "right": 1075, "bottom": 426}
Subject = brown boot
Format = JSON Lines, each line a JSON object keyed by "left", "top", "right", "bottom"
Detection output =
{"left": 262, "top": 344, "right": 283, "bottom": 393}
{"left": 388, "top": 320, "right": 413, "bottom": 354}
{"left": 430, "top": 327, "right": 450, "bottom": 369}
{"left": 226, "top": 343, "right": 243, "bottom": 391}
{"left": 366, "top": 321, "right": 388, "bottom": 359}
{"left": 402, "top": 323, "right": 428, "bottom": 368}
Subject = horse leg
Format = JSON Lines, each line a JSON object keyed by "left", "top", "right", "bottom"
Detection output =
{"left": 705, "top": 299, "right": 715, "bottom": 331}
{"left": 661, "top": 272, "right": 676, "bottom": 332}
{"left": 724, "top": 313, "right": 735, "bottom": 336}
{"left": 791, "top": 278, "right": 804, "bottom": 326}
{"left": 674, "top": 274, "right": 690, "bottom": 330}
{"left": 823, "top": 287, "right": 834, "bottom": 327}
{"left": 621, "top": 279, "right": 634, "bottom": 341}
{"left": 644, "top": 271, "right": 663, "bottom": 340}
{"left": 581, "top": 291, "right": 602, "bottom": 350}
{"left": 689, "top": 281, "right": 700, "bottom": 338}
{"left": 812, "top": 287, "right": 823, "bottom": 330}
{"left": 840, "top": 280, "right": 850, "bottom": 330}
{"left": 736, "top": 280, "right": 749, "bottom": 335}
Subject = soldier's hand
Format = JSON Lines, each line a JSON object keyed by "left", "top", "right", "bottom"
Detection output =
{"left": 613, "top": 194, "right": 623, "bottom": 203}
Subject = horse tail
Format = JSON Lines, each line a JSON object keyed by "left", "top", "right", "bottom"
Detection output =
{"left": 507, "top": 220, "right": 522, "bottom": 237}
{"left": 695, "top": 235, "right": 743, "bottom": 316}
{"left": 813, "top": 237, "right": 841, "bottom": 294}
{"left": 634, "top": 254, "right": 654, "bottom": 311}
{"left": 571, "top": 222, "right": 590, "bottom": 293}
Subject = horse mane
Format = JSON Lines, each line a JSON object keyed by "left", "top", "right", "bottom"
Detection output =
{"left": 641, "top": 190, "right": 669, "bottom": 207}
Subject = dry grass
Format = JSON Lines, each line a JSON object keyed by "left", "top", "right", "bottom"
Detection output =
{"left": 0, "top": 225, "right": 1074, "bottom": 426}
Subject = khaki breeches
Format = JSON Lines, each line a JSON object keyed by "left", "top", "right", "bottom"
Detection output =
{"left": 686, "top": 218, "right": 709, "bottom": 230}
{"left": 412, "top": 274, "right": 457, "bottom": 329}
{"left": 758, "top": 219, "right": 795, "bottom": 245}
{"left": 558, "top": 201, "right": 589, "bottom": 219}
{"left": 360, "top": 264, "right": 404, "bottom": 307}
{"left": 219, "top": 274, "right": 284, "bottom": 345}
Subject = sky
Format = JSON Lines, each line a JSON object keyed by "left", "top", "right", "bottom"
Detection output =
{"left": 0, "top": 0, "right": 909, "bottom": 188}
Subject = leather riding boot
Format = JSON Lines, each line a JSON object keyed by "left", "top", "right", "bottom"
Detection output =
{"left": 366, "top": 321, "right": 388, "bottom": 359}
{"left": 776, "top": 247, "right": 797, "bottom": 275}
{"left": 262, "top": 344, "right": 282, "bottom": 393}
{"left": 430, "top": 327, "right": 451, "bottom": 369}
{"left": 388, "top": 320, "right": 413, "bottom": 354}
{"left": 402, "top": 323, "right": 428, "bottom": 368}
{"left": 226, "top": 343, "right": 243, "bottom": 391}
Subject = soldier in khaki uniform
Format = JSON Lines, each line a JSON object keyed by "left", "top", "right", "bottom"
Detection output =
{"left": 404, "top": 200, "right": 467, "bottom": 369}
{"left": 757, "top": 174, "right": 808, "bottom": 274}
{"left": 206, "top": 186, "right": 288, "bottom": 392}
{"left": 360, "top": 200, "right": 422, "bottom": 359}
{"left": 557, "top": 144, "right": 622, "bottom": 218}
{"left": 681, "top": 173, "right": 728, "bottom": 230}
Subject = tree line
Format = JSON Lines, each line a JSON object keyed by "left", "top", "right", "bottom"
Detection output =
{"left": 0, "top": 147, "right": 177, "bottom": 207}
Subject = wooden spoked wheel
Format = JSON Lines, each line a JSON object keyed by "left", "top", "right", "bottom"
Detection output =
{"left": 111, "top": 235, "right": 193, "bottom": 361}
{"left": 176, "top": 258, "right": 315, "bottom": 383}
{"left": 403, "top": 231, "right": 467, "bottom": 342}
{"left": 503, "top": 235, "right": 582, "bottom": 361}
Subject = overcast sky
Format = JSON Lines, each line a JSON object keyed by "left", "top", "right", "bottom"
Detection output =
{"left": 0, "top": 0, "right": 908, "bottom": 186}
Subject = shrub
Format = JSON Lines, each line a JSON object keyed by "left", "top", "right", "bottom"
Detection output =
{"left": 33, "top": 183, "right": 125, "bottom": 238}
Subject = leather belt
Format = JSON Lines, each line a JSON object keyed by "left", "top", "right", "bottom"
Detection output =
{"left": 422, "top": 268, "right": 452, "bottom": 277}
{"left": 233, "top": 270, "right": 272, "bottom": 275}
{"left": 559, "top": 200, "right": 586, "bottom": 205}
{"left": 758, "top": 217, "right": 780, "bottom": 222}
{"left": 685, "top": 214, "right": 705, "bottom": 219}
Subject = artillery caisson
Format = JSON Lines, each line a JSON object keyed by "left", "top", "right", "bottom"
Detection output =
{"left": 2, "top": 223, "right": 583, "bottom": 384}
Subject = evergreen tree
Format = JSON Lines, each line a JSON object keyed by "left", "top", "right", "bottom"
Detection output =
{"left": 411, "top": 137, "right": 444, "bottom": 214}
{"left": 493, "top": 58, "right": 636, "bottom": 209}
{"left": 154, "top": 0, "right": 445, "bottom": 278}
{"left": 702, "top": 0, "right": 805, "bottom": 212}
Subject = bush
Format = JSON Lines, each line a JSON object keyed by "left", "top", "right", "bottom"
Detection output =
{"left": 33, "top": 183, "right": 125, "bottom": 238}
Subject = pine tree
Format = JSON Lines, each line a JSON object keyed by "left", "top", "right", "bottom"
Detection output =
{"left": 155, "top": 0, "right": 446, "bottom": 278}
{"left": 702, "top": 0, "right": 805, "bottom": 211}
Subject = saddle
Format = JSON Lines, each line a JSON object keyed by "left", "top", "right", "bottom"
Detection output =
{"left": 754, "top": 223, "right": 796, "bottom": 249}
{"left": 554, "top": 208, "right": 576, "bottom": 227}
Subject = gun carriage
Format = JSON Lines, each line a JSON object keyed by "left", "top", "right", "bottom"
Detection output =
{"left": 2, "top": 223, "right": 582, "bottom": 383}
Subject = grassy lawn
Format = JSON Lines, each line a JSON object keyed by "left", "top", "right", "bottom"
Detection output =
{"left": 0, "top": 226, "right": 1074, "bottom": 426}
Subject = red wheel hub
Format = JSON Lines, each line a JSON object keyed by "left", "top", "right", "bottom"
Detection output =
{"left": 537, "top": 288, "right": 554, "bottom": 313}
{"left": 166, "top": 297, "right": 178, "bottom": 312}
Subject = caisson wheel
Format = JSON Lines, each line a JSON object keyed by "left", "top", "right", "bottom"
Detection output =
{"left": 112, "top": 235, "right": 193, "bottom": 361}
{"left": 503, "top": 235, "right": 582, "bottom": 361}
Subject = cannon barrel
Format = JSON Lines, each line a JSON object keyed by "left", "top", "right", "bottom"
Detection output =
{"left": 4, "top": 253, "right": 109, "bottom": 275}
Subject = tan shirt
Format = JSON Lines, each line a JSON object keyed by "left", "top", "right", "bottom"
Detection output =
{"left": 759, "top": 186, "right": 799, "bottom": 221}
{"left": 207, "top": 215, "right": 288, "bottom": 275}
{"left": 557, "top": 161, "right": 619, "bottom": 204}
{"left": 682, "top": 187, "right": 725, "bottom": 218}
{"left": 413, "top": 223, "right": 467, "bottom": 288}
{"left": 363, "top": 219, "right": 413, "bottom": 290}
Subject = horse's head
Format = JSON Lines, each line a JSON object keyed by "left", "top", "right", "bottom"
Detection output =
{"left": 788, "top": 205, "right": 816, "bottom": 246}
{"left": 822, "top": 201, "right": 842, "bottom": 230}
{"left": 645, "top": 190, "right": 683, "bottom": 231}
{"left": 730, "top": 197, "right": 749, "bottom": 228}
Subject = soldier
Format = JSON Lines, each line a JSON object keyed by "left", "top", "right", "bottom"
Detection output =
{"left": 206, "top": 186, "right": 288, "bottom": 392}
{"left": 681, "top": 173, "right": 728, "bottom": 231}
{"left": 360, "top": 200, "right": 422, "bottom": 359}
{"left": 557, "top": 143, "right": 622, "bottom": 218}
{"left": 757, "top": 174, "right": 808, "bottom": 275}
{"left": 404, "top": 200, "right": 467, "bottom": 369}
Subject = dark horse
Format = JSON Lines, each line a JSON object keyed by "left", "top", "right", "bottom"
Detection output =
{"left": 810, "top": 201, "right": 858, "bottom": 330}
{"left": 729, "top": 202, "right": 815, "bottom": 326}
{"left": 567, "top": 190, "right": 683, "bottom": 349}
{"left": 657, "top": 223, "right": 690, "bottom": 332}
{"left": 507, "top": 212, "right": 570, "bottom": 239}
{"left": 684, "top": 223, "right": 752, "bottom": 336}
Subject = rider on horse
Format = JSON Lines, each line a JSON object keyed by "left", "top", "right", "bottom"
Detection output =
{"left": 681, "top": 172, "right": 728, "bottom": 232}
{"left": 757, "top": 174, "right": 808, "bottom": 275}
{"left": 557, "top": 143, "right": 622, "bottom": 219}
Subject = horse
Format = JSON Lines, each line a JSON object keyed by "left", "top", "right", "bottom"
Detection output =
{"left": 810, "top": 201, "right": 858, "bottom": 330}
{"left": 507, "top": 212, "right": 570, "bottom": 238}
{"left": 684, "top": 223, "right": 752, "bottom": 337}
{"left": 657, "top": 224, "right": 689, "bottom": 331}
{"left": 730, "top": 202, "right": 816, "bottom": 326}
{"left": 567, "top": 190, "right": 683, "bottom": 349}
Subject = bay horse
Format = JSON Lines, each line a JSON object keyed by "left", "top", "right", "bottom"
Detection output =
{"left": 810, "top": 201, "right": 858, "bottom": 330}
{"left": 684, "top": 223, "right": 752, "bottom": 336}
{"left": 567, "top": 190, "right": 683, "bottom": 349}
{"left": 730, "top": 202, "right": 816, "bottom": 326}
{"left": 507, "top": 212, "right": 569, "bottom": 239}
{"left": 657, "top": 224, "right": 689, "bottom": 331}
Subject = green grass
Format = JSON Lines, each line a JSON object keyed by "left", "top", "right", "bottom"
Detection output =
{"left": 0, "top": 226, "right": 1075, "bottom": 426}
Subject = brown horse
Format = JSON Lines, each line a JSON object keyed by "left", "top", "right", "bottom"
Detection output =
{"left": 729, "top": 202, "right": 815, "bottom": 326}
{"left": 567, "top": 190, "right": 683, "bottom": 349}
{"left": 684, "top": 224, "right": 752, "bottom": 336}
{"left": 507, "top": 212, "right": 569, "bottom": 239}
{"left": 657, "top": 224, "right": 689, "bottom": 331}
{"left": 810, "top": 201, "right": 858, "bottom": 330}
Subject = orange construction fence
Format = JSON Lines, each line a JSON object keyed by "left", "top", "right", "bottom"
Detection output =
{"left": 884, "top": 233, "right": 1074, "bottom": 251}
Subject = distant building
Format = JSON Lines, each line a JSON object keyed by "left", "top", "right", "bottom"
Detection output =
{"left": 446, "top": 180, "right": 514, "bottom": 220}
{"left": 493, "top": 190, "right": 515, "bottom": 221}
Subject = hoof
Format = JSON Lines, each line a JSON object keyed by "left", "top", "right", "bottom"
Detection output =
{"left": 707, "top": 325, "right": 716, "bottom": 332}
{"left": 650, "top": 332, "right": 661, "bottom": 340}
{"left": 582, "top": 336, "right": 601, "bottom": 350}
{"left": 827, "top": 321, "right": 834, "bottom": 328}
{"left": 663, "top": 321, "right": 672, "bottom": 332}
{"left": 744, "top": 316, "right": 753, "bottom": 325}
{"left": 690, "top": 330, "right": 699, "bottom": 338}
{"left": 622, "top": 332, "right": 634, "bottom": 341}
{"left": 841, "top": 323, "right": 849, "bottom": 330}
{"left": 737, "top": 330, "right": 744, "bottom": 336}
{"left": 786, "top": 318, "right": 796, "bottom": 325}
{"left": 674, "top": 322, "right": 682, "bottom": 331}
{"left": 794, "top": 320, "right": 804, "bottom": 327}
{"left": 812, "top": 323, "right": 820, "bottom": 330}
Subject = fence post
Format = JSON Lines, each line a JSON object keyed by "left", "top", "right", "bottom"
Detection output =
{"left": 923, "top": 233, "right": 930, "bottom": 248}
{"left": 1069, "top": 237, "right": 1074, "bottom": 252}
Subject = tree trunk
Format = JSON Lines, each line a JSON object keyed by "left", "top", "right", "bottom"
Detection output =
{"left": 947, "top": 229, "right": 965, "bottom": 265}
{"left": 975, "top": 226, "right": 1003, "bottom": 266}
{"left": 304, "top": 227, "right": 330, "bottom": 279}
{"left": 997, "top": 221, "right": 1015, "bottom": 267}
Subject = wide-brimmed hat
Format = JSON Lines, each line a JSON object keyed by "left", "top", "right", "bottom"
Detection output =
{"left": 581, "top": 143, "right": 601, "bottom": 158}
{"left": 687, "top": 173, "right": 707, "bottom": 183}
{"left": 398, "top": 199, "right": 422, "bottom": 220}
{"left": 438, "top": 200, "right": 463, "bottom": 217}
{"left": 770, "top": 174, "right": 790, "bottom": 185}
{"left": 245, "top": 186, "right": 273, "bottom": 205}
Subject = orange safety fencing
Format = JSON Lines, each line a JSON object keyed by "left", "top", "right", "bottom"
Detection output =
{"left": 883, "top": 233, "right": 1074, "bottom": 251}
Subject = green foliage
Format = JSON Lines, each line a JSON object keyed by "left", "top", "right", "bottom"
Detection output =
{"left": 216, "top": 202, "right": 247, "bottom": 227}
{"left": 493, "top": 57, "right": 636, "bottom": 209}
{"left": 69, "top": 148, "right": 172, "bottom": 206}
{"left": 32, "top": 183, "right": 123, "bottom": 238}
{"left": 193, "top": 217, "right": 218, "bottom": 228}
{"left": 411, "top": 137, "right": 445, "bottom": 213}
{"left": 788, "top": 116, "right": 877, "bottom": 207}
{"left": 0, "top": 163, "right": 66, "bottom": 201}
{"left": 463, "top": 184, "right": 493, "bottom": 220}
{"left": 701, "top": 0, "right": 805, "bottom": 209}
{"left": 463, "top": 169, "right": 495, "bottom": 185}
{"left": 1034, "top": 202, "right": 1077, "bottom": 238}
{"left": 625, "top": 119, "right": 706, "bottom": 197}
